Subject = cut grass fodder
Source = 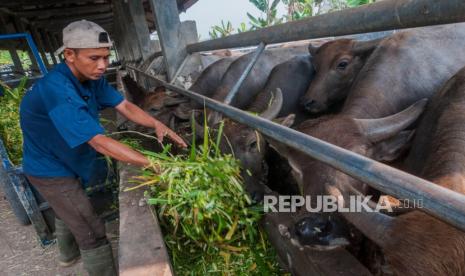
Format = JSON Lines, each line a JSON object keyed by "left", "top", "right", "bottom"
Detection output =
{"left": 0, "top": 77, "right": 28, "bottom": 165}
{"left": 128, "top": 117, "right": 283, "bottom": 275}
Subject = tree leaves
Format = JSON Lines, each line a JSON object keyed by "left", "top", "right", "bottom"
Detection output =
{"left": 209, "top": 20, "right": 236, "bottom": 39}
{"left": 208, "top": 0, "right": 377, "bottom": 39}
{"left": 347, "top": 0, "right": 374, "bottom": 7}
{"left": 0, "top": 77, "right": 28, "bottom": 165}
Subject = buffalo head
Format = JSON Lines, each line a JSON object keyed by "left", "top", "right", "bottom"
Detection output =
{"left": 193, "top": 88, "right": 286, "bottom": 202}
{"left": 268, "top": 99, "right": 427, "bottom": 249}
{"left": 301, "top": 38, "right": 382, "bottom": 113}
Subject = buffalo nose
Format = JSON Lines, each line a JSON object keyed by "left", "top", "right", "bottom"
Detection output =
{"left": 250, "top": 190, "right": 265, "bottom": 203}
{"left": 303, "top": 99, "right": 316, "bottom": 111}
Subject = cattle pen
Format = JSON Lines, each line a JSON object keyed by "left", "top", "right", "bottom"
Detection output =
{"left": 1, "top": 0, "right": 465, "bottom": 275}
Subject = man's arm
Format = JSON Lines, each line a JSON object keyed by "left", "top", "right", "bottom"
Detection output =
{"left": 88, "top": 134, "right": 149, "bottom": 166}
{"left": 115, "top": 100, "right": 187, "bottom": 147}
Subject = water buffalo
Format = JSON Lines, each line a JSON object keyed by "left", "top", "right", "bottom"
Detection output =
{"left": 219, "top": 55, "right": 315, "bottom": 200}
{"left": 174, "top": 57, "right": 237, "bottom": 119}
{"left": 268, "top": 99, "right": 426, "bottom": 261}
{"left": 211, "top": 45, "right": 309, "bottom": 109}
{"left": 195, "top": 55, "right": 315, "bottom": 201}
{"left": 290, "top": 67, "right": 465, "bottom": 275}
{"left": 266, "top": 23, "right": 465, "bottom": 215}
{"left": 302, "top": 23, "right": 465, "bottom": 114}
{"left": 302, "top": 38, "right": 382, "bottom": 113}
{"left": 176, "top": 45, "right": 308, "bottom": 121}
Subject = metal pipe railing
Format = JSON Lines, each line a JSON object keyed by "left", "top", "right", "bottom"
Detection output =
{"left": 126, "top": 65, "right": 465, "bottom": 232}
{"left": 224, "top": 42, "right": 266, "bottom": 105}
{"left": 186, "top": 0, "right": 465, "bottom": 53}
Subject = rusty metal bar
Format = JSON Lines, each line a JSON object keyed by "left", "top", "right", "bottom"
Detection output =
{"left": 224, "top": 42, "right": 266, "bottom": 105}
{"left": 187, "top": 0, "right": 465, "bottom": 53}
{"left": 126, "top": 65, "right": 465, "bottom": 232}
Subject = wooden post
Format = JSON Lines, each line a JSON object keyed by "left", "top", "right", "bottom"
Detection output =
{"left": 51, "top": 34, "right": 63, "bottom": 62}
{"left": 13, "top": 17, "right": 40, "bottom": 72}
{"left": 126, "top": 0, "right": 155, "bottom": 62}
{"left": 148, "top": 0, "right": 187, "bottom": 81}
{"left": 113, "top": 23, "right": 127, "bottom": 63}
{"left": 31, "top": 27, "right": 51, "bottom": 68}
{"left": 114, "top": 0, "right": 142, "bottom": 63}
{"left": 112, "top": 6, "right": 131, "bottom": 63}
{"left": 43, "top": 31, "right": 58, "bottom": 65}
{"left": 8, "top": 47, "right": 24, "bottom": 73}
{"left": 113, "top": 0, "right": 135, "bottom": 62}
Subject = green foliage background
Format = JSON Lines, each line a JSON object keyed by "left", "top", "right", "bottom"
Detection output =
{"left": 209, "top": 0, "right": 376, "bottom": 39}
{"left": 0, "top": 77, "right": 28, "bottom": 165}
{"left": 0, "top": 50, "right": 32, "bottom": 70}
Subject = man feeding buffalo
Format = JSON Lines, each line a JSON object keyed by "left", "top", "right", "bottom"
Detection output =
{"left": 19, "top": 20, "right": 186, "bottom": 275}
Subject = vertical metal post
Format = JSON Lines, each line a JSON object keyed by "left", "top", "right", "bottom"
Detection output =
{"left": 25, "top": 33, "right": 48, "bottom": 74}
{"left": 224, "top": 42, "right": 266, "bottom": 105}
{"left": 149, "top": 0, "right": 187, "bottom": 82}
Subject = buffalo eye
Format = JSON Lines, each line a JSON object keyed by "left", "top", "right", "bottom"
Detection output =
{"left": 336, "top": 60, "right": 349, "bottom": 70}
{"left": 248, "top": 140, "right": 258, "bottom": 151}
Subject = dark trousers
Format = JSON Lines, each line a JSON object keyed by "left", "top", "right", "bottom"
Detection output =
{"left": 27, "top": 175, "right": 107, "bottom": 250}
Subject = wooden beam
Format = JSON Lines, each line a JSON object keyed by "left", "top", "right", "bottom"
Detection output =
{"left": 112, "top": 14, "right": 130, "bottom": 63}
{"left": 46, "top": 18, "right": 114, "bottom": 32}
{"left": 149, "top": 0, "right": 187, "bottom": 81}
{"left": 33, "top": 12, "right": 113, "bottom": 27}
{"left": 127, "top": 0, "right": 155, "bottom": 62}
{"left": 30, "top": 27, "right": 51, "bottom": 67}
{"left": 14, "top": 4, "right": 112, "bottom": 18}
{"left": 113, "top": 0, "right": 140, "bottom": 63}
{"left": 43, "top": 30, "right": 58, "bottom": 65}
{"left": 1, "top": 0, "right": 94, "bottom": 7}
{"left": 112, "top": 1, "right": 131, "bottom": 62}
{"left": 178, "top": 0, "right": 198, "bottom": 12}
{"left": 12, "top": 16, "right": 40, "bottom": 72}
{"left": 8, "top": 47, "right": 25, "bottom": 73}
{"left": 50, "top": 33, "right": 63, "bottom": 62}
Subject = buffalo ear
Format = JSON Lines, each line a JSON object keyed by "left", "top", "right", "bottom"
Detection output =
{"left": 308, "top": 43, "right": 320, "bottom": 56}
{"left": 372, "top": 130, "right": 415, "bottom": 162}
{"left": 273, "top": 114, "right": 295, "bottom": 128}
{"left": 352, "top": 38, "right": 383, "bottom": 57}
{"left": 263, "top": 114, "right": 295, "bottom": 156}
{"left": 153, "top": 86, "right": 166, "bottom": 93}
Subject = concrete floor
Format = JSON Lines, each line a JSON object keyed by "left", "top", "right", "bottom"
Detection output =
{"left": 0, "top": 187, "right": 118, "bottom": 276}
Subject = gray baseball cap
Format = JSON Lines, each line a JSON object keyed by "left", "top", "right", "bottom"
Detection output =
{"left": 55, "top": 20, "right": 113, "bottom": 55}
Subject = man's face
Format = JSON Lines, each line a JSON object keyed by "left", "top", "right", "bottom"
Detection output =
{"left": 64, "top": 48, "right": 110, "bottom": 81}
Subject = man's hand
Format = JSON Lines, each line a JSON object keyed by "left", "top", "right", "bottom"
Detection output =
{"left": 154, "top": 121, "right": 187, "bottom": 148}
{"left": 115, "top": 100, "right": 187, "bottom": 148}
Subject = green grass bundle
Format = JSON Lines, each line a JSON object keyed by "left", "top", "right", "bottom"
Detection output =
{"left": 0, "top": 77, "right": 28, "bottom": 165}
{"left": 127, "top": 119, "right": 282, "bottom": 275}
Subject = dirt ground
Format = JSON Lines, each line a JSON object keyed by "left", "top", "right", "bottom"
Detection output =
{"left": 0, "top": 187, "right": 119, "bottom": 276}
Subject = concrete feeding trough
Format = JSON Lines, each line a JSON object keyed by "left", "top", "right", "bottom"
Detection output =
{"left": 116, "top": 71, "right": 174, "bottom": 276}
